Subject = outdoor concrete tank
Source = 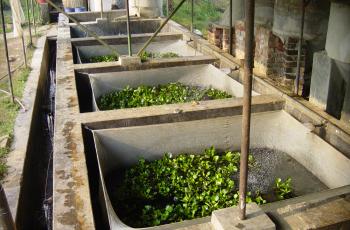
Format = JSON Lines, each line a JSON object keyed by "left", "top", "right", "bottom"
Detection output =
{"left": 325, "top": 1, "right": 350, "bottom": 124}
{"left": 272, "top": 0, "right": 329, "bottom": 40}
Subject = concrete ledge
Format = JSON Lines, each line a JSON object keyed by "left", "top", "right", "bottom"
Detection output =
{"left": 71, "top": 32, "right": 183, "bottom": 46}
{"left": 81, "top": 94, "right": 284, "bottom": 129}
{"left": 119, "top": 55, "right": 141, "bottom": 66}
{"left": 211, "top": 203, "right": 275, "bottom": 230}
{"left": 74, "top": 55, "right": 218, "bottom": 73}
{"left": 262, "top": 185, "right": 350, "bottom": 229}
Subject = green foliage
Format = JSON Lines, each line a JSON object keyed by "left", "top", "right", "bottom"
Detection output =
{"left": 140, "top": 51, "right": 180, "bottom": 62}
{"left": 0, "top": 147, "right": 8, "bottom": 179}
{"left": 97, "top": 82, "right": 232, "bottom": 110}
{"left": 274, "top": 177, "right": 293, "bottom": 200}
{"left": 83, "top": 55, "right": 118, "bottom": 63}
{"left": 114, "top": 147, "right": 265, "bottom": 227}
{"left": 171, "top": 0, "right": 224, "bottom": 36}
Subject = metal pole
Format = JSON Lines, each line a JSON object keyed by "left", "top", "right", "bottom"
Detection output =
{"left": 25, "top": 0, "right": 33, "bottom": 46}
{"left": 238, "top": 0, "right": 254, "bottom": 220}
{"left": 0, "top": 0, "right": 15, "bottom": 103}
{"left": 294, "top": 0, "right": 306, "bottom": 95}
{"left": 21, "top": 35, "right": 27, "bottom": 68}
{"left": 126, "top": 0, "right": 132, "bottom": 56}
{"left": 166, "top": 0, "right": 169, "bottom": 16}
{"left": 45, "top": 0, "right": 120, "bottom": 57}
{"left": 31, "top": 0, "right": 36, "bottom": 35}
{"left": 100, "top": 0, "right": 103, "bottom": 18}
{"left": 229, "top": 0, "right": 233, "bottom": 55}
{"left": 190, "top": 0, "right": 193, "bottom": 32}
{"left": 137, "top": 0, "right": 187, "bottom": 56}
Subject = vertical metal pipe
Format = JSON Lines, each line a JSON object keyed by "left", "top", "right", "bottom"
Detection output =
{"left": 229, "top": 0, "right": 233, "bottom": 55}
{"left": 100, "top": 0, "right": 103, "bottom": 18}
{"left": 21, "top": 35, "right": 27, "bottom": 68}
{"left": 190, "top": 0, "right": 194, "bottom": 32}
{"left": 238, "top": 0, "right": 254, "bottom": 220}
{"left": 137, "top": 0, "right": 187, "bottom": 56}
{"left": 25, "top": 0, "right": 33, "bottom": 46}
{"left": 294, "top": 0, "right": 306, "bottom": 95}
{"left": 31, "top": 0, "right": 36, "bottom": 35}
{"left": 0, "top": 0, "right": 15, "bottom": 103}
{"left": 166, "top": 0, "right": 169, "bottom": 16}
{"left": 126, "top": 0, "right": 132, "bottom": 56}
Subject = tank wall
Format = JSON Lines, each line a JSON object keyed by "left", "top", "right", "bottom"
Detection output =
{"left": 325, "top": 1, "right": 350, "bottom": 63}
{"left": 76, "top": 39, "right": 202, "bottom": 61}
{"left": 93, "top": 111, "right": 350, "bottom": 189}
{"left": 88, "top": 64, "right": 254, "bottom": 100}
{"left": 70, "top": 19, "right": 165, "bottom": 38}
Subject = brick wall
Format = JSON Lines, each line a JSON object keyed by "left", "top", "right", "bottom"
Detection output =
{"left": 232, "top": 20, "right": 305, "bottom": 83}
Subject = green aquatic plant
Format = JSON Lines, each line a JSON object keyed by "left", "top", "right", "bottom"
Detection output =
{"left": 97, "top": 82, "right": 232, "bottom": 110}
{"left": 140, "top": 51, "right": 180, "bottom": 62}
{"left": 274, "top": 177, "right": 293, "bottom": 200}
{"left": 83, "top": 54, "right": 118, "bottom": 63}
{"left": 113, "top": 147, "right": 276, "bottom": 227}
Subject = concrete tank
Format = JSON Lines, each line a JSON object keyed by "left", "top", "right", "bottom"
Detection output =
{"left": 325, "top": 1, "right": 350, "bottom": 124}
{"left": 255, "top": 0, "right": 274, "bottom": 27}
{"left": 272, "top": 0, "right": 330, "bottom": 40}
{"left": 325, "top": 1, "right": 350, "bottom": 64}
{"left": 92, "top": 112, "right": 350, "bottom": 229}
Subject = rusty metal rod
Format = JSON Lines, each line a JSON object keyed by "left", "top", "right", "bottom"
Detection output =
{"left": 239, "top": 0, "right": 255, "bottom": 220}
{"left": 190, "top": 0, "right": 193, "bottom": 32}
{"left": 31, "top": 0, "right": 36, "bottom": 35}
{"left": 45, "top": 0, "right": 120, "bottom": 57}
{"left": 21, "top": 35, "right": 27, "bottom": 67}
{"left": 229, "top": 0, "right": 233, "bottom": 55}
{"left": 0, "top": 0, "right": 15, "bottom": 103}
{"left": 25, "top": 0, "right": 33, "bottom": 46}
{"left": 137, "top": 0, "right": 187, "bottom": 56}
{"left": 126, "top": 0, "right": 132, "bottom": 56}
{"left": 294, "top": 0, "right": 306, "bottom": 95}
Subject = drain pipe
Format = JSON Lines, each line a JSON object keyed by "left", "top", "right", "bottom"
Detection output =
{"left": 238, "top": 0, "right": 254, "bottom": 220}
{"left": 45, "top": 0, "right": 120, "bottom": 57}
{"left": 0, "top": 0, "right": 15, "bottom": 103}
{"left": 229, "top": 0, "right": 233, "bottom": 55}
{"left": 126, "top": 0, "right": 132, "bottom": 56}
{"left": 137, "top": 0, "right": 187, "bottom": 56}
{"left": 294, "top": 0, "right": 310, "bottom": 95}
